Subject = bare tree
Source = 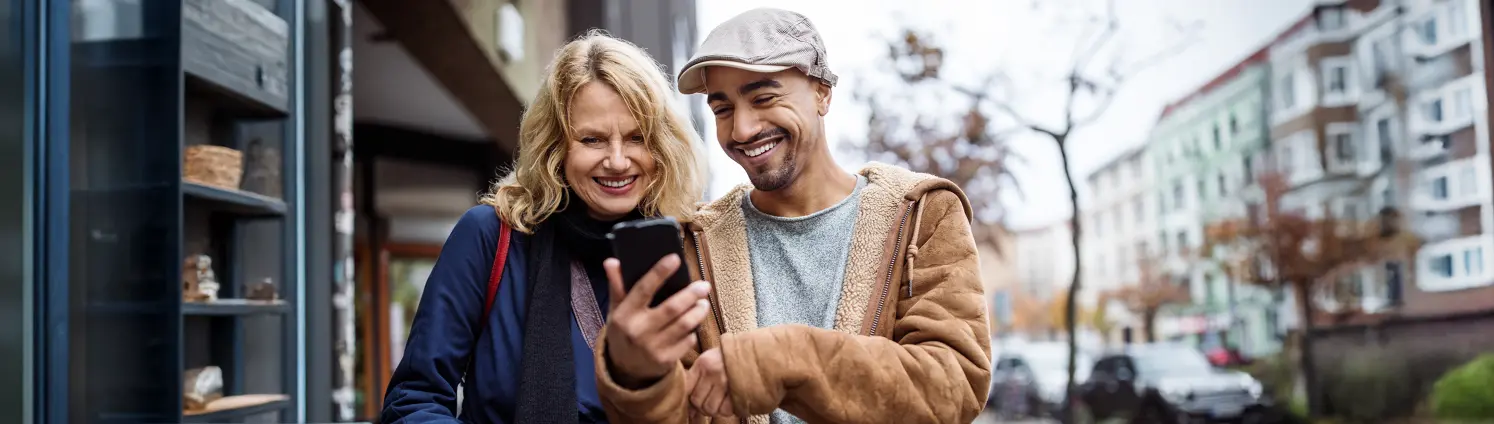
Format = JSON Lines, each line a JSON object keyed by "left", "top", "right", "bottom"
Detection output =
{"left": 956, "top": 2, "right": 1197, "bottom": 418}
{"left": 855, "top": 3, "right": 1197, "bottom": 419}
{"left": 851, "top": 30, "right": 1023, "bottom": 234}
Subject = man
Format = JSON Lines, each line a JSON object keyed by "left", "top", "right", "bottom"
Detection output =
{"left": 594, "top": 7, "right": 991, "bottom": 423}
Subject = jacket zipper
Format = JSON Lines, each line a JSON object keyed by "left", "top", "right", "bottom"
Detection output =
{"left": 692, "top": 230, "right": 725, "bottom": 337}
{"left": 869, "top": 201, "right": 915, "bottom": 336}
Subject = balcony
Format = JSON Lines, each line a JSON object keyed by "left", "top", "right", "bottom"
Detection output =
{"left": 1407, "top": 135, "right": 1449, "bottom": 160}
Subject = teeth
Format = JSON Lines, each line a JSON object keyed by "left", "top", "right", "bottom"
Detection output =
{"left": 743, "top": 142, "right": 777, "bottom": 158}
{"left": 597, "top": 177, "right": 634, "bottom": 188}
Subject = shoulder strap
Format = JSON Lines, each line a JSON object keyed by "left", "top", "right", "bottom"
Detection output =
{"left": 483, "top": 220, "right": 513, "bottom": 325}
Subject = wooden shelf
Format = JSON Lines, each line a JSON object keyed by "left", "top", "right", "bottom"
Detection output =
{"left": 182, "top": 394, "right": 289, "bottom": 423}
{"left": 183, "top": 181, "right": 287, "bottom": 217}
{"left": 183, "top": 299, "right": 288, "bottom": 316}
{"left": 184, "top": 70, "right": 289, "bottom": 118}
{"left": 182, "top": 0, "right": 291, "bottom": 117}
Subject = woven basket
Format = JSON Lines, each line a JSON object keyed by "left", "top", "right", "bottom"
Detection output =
{"left": 183, "top": 145, "right": 243, "bottom": 190}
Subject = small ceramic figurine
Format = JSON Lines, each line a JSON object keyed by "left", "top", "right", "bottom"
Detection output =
{"left": 183, "top": 255, "right": 220, "bottom": 301}
{"left": 183, "top": 366, "right": 224, "bottom": 410}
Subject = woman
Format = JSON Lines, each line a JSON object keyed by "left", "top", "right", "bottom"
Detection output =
{"left": 381, "top": 31, "right": 706, "bottom": 423}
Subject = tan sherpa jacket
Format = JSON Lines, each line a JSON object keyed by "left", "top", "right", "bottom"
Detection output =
{"left": 594, "top": 163, "right": 992, "bottom": 424}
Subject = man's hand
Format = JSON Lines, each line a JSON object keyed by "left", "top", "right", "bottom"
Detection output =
{"left": 602, "top": 254, "right": 712, "bottom": 387}
{"left": 686, "top": 348, "right": 734, "bottom": 418}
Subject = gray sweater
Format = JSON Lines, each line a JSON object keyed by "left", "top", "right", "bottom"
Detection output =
{"left": 740, "top": 175, "right": 868, "bottom": 424}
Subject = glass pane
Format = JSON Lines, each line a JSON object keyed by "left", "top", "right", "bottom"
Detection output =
{"left": 68, "top": 0, "right": 181, "bottom": 422}
{"left": 1, "top": 0, "right": 31, "bottom": 422}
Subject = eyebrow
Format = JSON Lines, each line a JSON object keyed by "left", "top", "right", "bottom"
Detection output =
{"left": 707, "top": 78, "right": 783, "bottom": 103}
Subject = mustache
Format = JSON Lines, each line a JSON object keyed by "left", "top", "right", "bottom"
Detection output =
{"left": 739, "top": 127, "right": 789, "bottom": 145}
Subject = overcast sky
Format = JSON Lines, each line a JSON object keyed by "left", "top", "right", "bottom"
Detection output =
{"left": 693, "top": 0, "right": 1309, "bottom": 229}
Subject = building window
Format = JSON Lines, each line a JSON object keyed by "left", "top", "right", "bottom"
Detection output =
{"left": 1431, "top": 176, "right": 1449, "bottom": 200}
{"left": 1134, "top": 198, "right": 1144, "bottom": 223}
{"left": 1460, "top": 166, "right": 1477, "bottom": 196}
{"left": 1430, "top": 254, "right": 1453, "bottom": 277}
{"left": 1334, "top": 131, "right": 1355, "bottom": 164}
{"left": 1173, "top": 181, "right": 1185, "bottom": 210}
{"left": 1229, "top": 114, "right": 1239, "bottom": 134}
{"left": 1448, "top": 0, "right": 1467, "bottom": 38}
{"left": 1464, "top": 247, "right": 1483, "bottom": 276}
{"left": 1375, "top": 118, "right": 1391, "bottom": 147}
{"left": 1243, "top": 154, "right": 1255, "bottom": 183}
{"left": 1279, "top": 73, "right": 1296, "bottom": 109}
{"left": 1318, "top": 7, "right": 1345, "bottom": 31}
{"left": 1420, "top": 17, "right": 1438, "bottom": 45}
{"left": 1197, "top": 178, "right": 1207, "bottom": 201}
{"left": 1159, "top": 232, "right": 1169, "bottom": 255}
{"left": 1218, "top": 173, "right": 1228, "bottom": 197}
{"left": 1426, "top": 98, "right": 1443, "bottom": 123}
{"left": 1325, "top": 64, "right": 1347, "bottom": 94}
{"left": 1213, "top": 124, "right": 1222, "bottom": 150}
{"left": 1451, "top": 88, "right": 1471, "bottom": 121}
{"left": 1176, "top": 231, "right": 1188, "bottom": 254}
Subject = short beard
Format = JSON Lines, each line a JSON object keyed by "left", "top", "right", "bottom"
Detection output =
{"left": 748, "top": 144, "right": 797, "bottom": 191}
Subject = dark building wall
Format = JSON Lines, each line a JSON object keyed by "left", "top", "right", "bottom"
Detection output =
{"left": 568, "top": 0, "right": 698, "bottom": 74}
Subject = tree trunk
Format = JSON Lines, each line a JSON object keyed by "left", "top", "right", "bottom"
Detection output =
{"left": 1057, "top": 136, "right": 1084, "bottom": 424}
{"left": 1292, "top": 282, "right": 1322, "bottom": 417}
{"left": 1142, "top": 309, "right": 1158, "bottom": 342}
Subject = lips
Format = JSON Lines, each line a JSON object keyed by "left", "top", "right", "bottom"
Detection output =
{"left": 596, "top": 176, "right": 635, "bottom": 188}
{"left": 594, "top": 176, "right": 638, "bottom": 195}
{"left": 741, "top": 142, "right": 778, "bottom": 158}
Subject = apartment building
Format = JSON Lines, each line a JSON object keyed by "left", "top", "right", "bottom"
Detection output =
{"left": 1269, "top": 0, "right": 1494, "bottom": 323}
{"left": 1142, "top": 48, "right": 1282, "bottom": 357}
{"left": 1082, "top": 146, "right": 1153, "bottom": 304}
{"left": 1298, "top": 0, "right": 1494, "bottom": 356}
{"left": 1008, "top": 221, "right": 1076, "bottom": 339}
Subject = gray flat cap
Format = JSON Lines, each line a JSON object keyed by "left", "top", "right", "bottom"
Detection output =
{"left": 677, "top": 7, "right": 838, "bottom": 95}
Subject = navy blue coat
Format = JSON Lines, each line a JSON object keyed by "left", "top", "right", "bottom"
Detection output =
{"left": 381, "top": 205, "right": 610, "bottom": 423}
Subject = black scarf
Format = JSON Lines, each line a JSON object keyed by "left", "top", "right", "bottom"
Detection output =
{"left": 513, "top": 196, "right": 641, "bottom": 423}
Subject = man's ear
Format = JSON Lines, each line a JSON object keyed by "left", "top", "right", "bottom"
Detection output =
{"left": 815, "top": 83, "right": 833, "bottom": 116}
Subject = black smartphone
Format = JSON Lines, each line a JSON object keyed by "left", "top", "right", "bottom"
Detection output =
{"left": 607, "top": 217, "right": 694, "bottom": 308}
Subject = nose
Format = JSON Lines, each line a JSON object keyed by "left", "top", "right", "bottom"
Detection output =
{"left": 602, "top": 140, "right": 630, "bottom": 172}
{"left": 731, "top": 107, "right": 763, "bottom": 144}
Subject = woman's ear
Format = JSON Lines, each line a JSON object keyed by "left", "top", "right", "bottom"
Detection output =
{"left": 815, "top": 84, "right": 833, "bottom": 116}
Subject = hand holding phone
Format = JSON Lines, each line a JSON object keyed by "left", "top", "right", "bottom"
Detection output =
{"left": 608, "top": 217, "right": 695, "bottom": 307}
{"left": 600, "top": 217, "right": 713, "bottom": 386}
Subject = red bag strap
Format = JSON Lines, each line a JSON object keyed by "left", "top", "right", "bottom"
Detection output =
{"left": 482, "top": 220, "right": 513, "bottom": 322}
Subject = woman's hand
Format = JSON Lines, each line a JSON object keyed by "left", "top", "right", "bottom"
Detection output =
{"left": 602, "top": 254, "right": 712, "bottom": 387}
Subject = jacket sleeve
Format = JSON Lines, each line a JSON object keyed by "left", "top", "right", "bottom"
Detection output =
{"left": 381, "top": 206, "right": 500, "bottom": 424}
{"left": 721, "top": 190, "right": 993, "bottom": 423}
{"left": 593, "top": 329, "right": 704, "bottom": 424}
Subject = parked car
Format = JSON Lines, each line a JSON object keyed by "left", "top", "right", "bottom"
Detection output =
{"left": 1074, "top": 343, "right": 1268, "bottom": 423}
{"left": 988, "top": 342, "right": 1094, "bottom": 420}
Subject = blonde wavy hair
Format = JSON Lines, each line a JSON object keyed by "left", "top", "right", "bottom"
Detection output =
{"left": 482, "top": 30, "right": 706, "bottom": 234}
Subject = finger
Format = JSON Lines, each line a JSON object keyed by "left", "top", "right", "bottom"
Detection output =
{"left": 604, "top": 258, "right": 627, "bottom": 313}
{"left": 719, "top": 393, "right": 735, "bottom": 419}
{"left": 684, "top": 361, "right": 700, "bottom": 395}
{"left": 622, "top": 254, "right": 681, "bottom": 310}
{"left": 690, "top": 373, "right": 715, "bottom": 412}
{"left": 656, "top": 298, "right": 710, "bottom": 341}
{"left": 661, "top": 333, "right": 699, "bottom": 362}
{"left": 705, "top": 380, "right": 729, "bottom": 417}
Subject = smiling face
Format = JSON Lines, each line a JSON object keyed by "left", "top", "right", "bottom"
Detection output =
{"left": 704, "top": 67, "right": 832, "bottom": 191}
{"left": 564, "top": 82, "right": 657, "bottom": 220}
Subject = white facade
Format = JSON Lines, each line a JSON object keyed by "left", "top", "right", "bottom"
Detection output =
{"left": 1081, "top": 147, "right": 1155, "bottom": 307}
{"left": 1011, "top": 222, "right": 1076, "bottom": 303}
